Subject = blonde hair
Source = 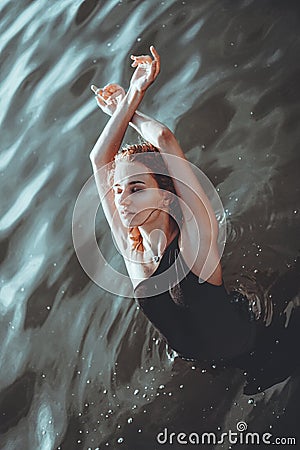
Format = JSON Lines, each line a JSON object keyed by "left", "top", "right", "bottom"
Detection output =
{"left": 110, "top": 142, "right": 183, "bottom": 251}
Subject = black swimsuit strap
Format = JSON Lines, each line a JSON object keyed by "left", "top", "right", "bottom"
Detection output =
{"left": 133, "top": 232, "right": 181, "bottom": 292}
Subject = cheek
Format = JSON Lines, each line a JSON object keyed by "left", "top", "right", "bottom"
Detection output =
{"left": 137, "top": 191, "right": 163, "bottom": 208}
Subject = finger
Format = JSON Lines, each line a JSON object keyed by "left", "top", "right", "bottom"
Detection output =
{"left": 149, "top": 60, "right": 157, "bottom": 80}
{"left": 150, "top": 46, "right": 160, "bottom": 77}
{"left": 91, "top": 84, "right": 99, "bottom": 94}
{"left": 150, "top": 46, "right": 160, "bottom": 66}
{"left": 104, "top": 83, "right": 119, "bottom": 93}
{"left": 110, "top": 86, "right": 125, "bottom": 99}
{"left": 92, "top": 87, "right": 107, "bottom": 106}
{"left": 96, "top": 96, "right": 106, "bottom": 107}
{"left": 91, "top": 85, "right": 105, "bottom": 99}
{"left": 101, "top": 89, "right": 112, "bottom": 100}
{"left": 150, "top": 45, "right": 159, "bottom": 61}
{"left": 131, "top": 55, "right": 152, "bottom": 64}
{"left": 94, "top": 91, "right": 106, "bottom": 106}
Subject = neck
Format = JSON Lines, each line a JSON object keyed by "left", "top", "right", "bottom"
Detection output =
{"left": 138, "top": 214, "right": 178, "bottom": 257}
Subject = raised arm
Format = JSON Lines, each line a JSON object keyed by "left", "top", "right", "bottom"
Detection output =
{"left": 89, "top": 46, "right": 160, "bottom": 240}
{"left": 130, "top": 109, "right": 222, "bottom": 284}
{"left": 89, "top": 47, "right": 159, "bottom": 166}
{"left": 92, "top": 47, "right": 222, "bottom": 283}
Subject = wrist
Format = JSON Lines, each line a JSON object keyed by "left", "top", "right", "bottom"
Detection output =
{"left": 126, "top": 85, "right": 144, "bottom": 104}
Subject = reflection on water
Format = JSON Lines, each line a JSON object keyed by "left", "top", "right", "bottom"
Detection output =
{"left": 0, "top": 0, "right": 300, "bottom": 448}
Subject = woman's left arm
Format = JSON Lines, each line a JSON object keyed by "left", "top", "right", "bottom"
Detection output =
{"left": 130, "top": 111, "right": 222, "bottom": 285}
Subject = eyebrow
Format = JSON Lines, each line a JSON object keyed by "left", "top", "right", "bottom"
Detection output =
{"left": 113, "top": 180, "right": 146, "bottom": 187}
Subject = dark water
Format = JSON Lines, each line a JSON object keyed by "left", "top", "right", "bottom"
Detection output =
{"left": 1, "top": 0, "right": 300, "bottom": 449}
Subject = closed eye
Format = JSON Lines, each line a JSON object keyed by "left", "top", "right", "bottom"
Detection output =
{"left": 113, "top": 186, "right": 143, "bottom": 193}
{"left": 131, "top": 186, "right": 143, "bottom": 193}
{"left": 113, "top": 181, "right": 146, "bottom": 194}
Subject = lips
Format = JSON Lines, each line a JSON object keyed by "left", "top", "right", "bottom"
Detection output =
{"left": 120, "top": 209, "right": 134, "bottom": 216}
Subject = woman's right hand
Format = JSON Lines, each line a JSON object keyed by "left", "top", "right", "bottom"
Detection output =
{"left": 91, "top": 83, "right": 125, "bottom": 116}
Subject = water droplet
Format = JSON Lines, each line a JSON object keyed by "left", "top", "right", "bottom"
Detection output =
{"left": 117, "top": 437, "right": 124, "bottom": 443}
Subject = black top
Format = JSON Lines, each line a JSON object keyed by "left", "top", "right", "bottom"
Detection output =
{"left": 134, "top": 234, "right": 257, "bottom": 363}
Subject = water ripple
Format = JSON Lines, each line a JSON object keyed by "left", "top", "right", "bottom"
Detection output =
{"left": 1, "top": 0, "right": 300, "bottom": 448}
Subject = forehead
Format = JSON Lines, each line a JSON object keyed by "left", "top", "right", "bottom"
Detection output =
{"left": 113, "top": 160, "right": 154, "bottom": 184}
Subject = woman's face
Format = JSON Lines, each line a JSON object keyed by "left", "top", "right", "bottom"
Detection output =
{"left": 113, "top": 160, "right": 167, "bottom": 227}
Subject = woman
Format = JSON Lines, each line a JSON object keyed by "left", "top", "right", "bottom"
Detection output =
{"left": 89, "top": 46, "right": 298, "bottom": 394}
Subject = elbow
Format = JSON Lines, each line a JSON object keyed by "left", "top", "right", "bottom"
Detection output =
{"left": 89, "top": 150, "right": 95, "bottom": 162}
{"left": 157, "top": 126, "right": 175, "bottom": 148}
{"left": 89, "top": 151, "right": 99, "bottom": 167}
{"left": 89, "top": 150, "right": 109, "bottom": 168}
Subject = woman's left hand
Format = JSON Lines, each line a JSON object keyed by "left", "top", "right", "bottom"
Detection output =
{"left": 91, "top": 83, "right": 125, "bottom": 116}
{"left": 129, "top": 45, "right": 160, "bottom": 93}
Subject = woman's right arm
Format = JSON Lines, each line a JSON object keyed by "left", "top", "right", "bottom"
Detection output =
{"left": 89, "top": 88, "right": 143, "bottom": 167}
{"left": 89, "top": 46, "right": 160, "bottom": 235}
{"left": 90, "top": 46, "right": 159, "bottom": 167}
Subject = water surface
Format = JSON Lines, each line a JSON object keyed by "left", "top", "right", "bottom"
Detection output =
{"left": 1, "top": 0, "right": 300, "bottom": 449}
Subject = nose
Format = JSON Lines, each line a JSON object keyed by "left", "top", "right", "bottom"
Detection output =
{"left": 117, "top": 190, "right": 131, "bottom": 207}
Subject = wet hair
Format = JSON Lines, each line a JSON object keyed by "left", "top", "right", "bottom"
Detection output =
{"left": 110, "top": 142, "right": 183, "bottom": 251}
